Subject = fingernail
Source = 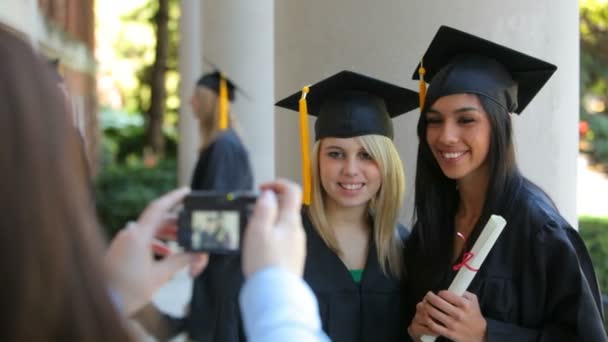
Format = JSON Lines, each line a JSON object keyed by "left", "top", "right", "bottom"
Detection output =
{"left": 260, "top": 190, "right": 277, "bottom": 202}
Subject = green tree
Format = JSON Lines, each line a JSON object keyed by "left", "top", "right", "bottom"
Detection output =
{"left": 115, "top": 0, "right": 180, "bottom": 157}
{"left": 581, "top": 0, "right": 608, "bottom": 99}
{"left": 581, "top": 0, "right": 608, "bottom": 167}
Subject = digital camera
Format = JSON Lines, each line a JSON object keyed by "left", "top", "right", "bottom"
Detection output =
{"left": 178, "top": 191, "right": 257, "bottom": 254}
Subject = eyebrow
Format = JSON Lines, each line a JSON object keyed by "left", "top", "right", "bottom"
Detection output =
{"left": 427, "top": 106, "right": 480, "bottom": 115}
{"left": 323, "top": 145, "right": 367, "bottom": 153}
{"left": 323, "top": 145, "right": 345, "bottom": 150}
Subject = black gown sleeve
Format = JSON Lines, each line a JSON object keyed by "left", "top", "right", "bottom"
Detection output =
{"left": 486, "top": 221, "right": 607, "bottom": 342}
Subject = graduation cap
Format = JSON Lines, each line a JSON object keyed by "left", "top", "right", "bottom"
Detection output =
{"left": 412, "top": 25, "right": 557, "bottom": 114}
{"left": 276, "top": 70, "right": 419, "bottom": 140}
{"left": 275, "top": 70, "right": 419, "bottom": 204}
{"left": 196, "top": 71, "right": 237, "bottom": 101}
{"left": 195, "top": 68, "right": 239, "bottom": 131}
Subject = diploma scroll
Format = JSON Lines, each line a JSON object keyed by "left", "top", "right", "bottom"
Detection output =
{"left": 420, "top": 215, "right": 507, "bottom": 342}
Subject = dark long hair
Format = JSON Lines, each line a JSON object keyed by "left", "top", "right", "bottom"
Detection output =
{"left": 0, "top": 27, "right": 133, "bottom": 341}
{"left": 412, "top": 95, "right": 523, "bottom": 267}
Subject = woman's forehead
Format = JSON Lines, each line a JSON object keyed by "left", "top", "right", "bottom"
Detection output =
{"left": 428, "top": 93, "right": 484, "bottom": 114}
{"left": 321, "top": 137, "right": 365, "bottom": 149}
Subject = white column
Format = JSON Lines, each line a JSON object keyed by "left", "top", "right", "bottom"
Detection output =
{"left": 177, "top": 0, "right": 203, "bottom": 186}
{"left": 201, "top": 0, "right": 275, "bottom": 186}
{"left": 275, "top": 0, "right": 579, "bottom": 225}
{"left": 0, "top": 0, "right": 46, "bottom": 50}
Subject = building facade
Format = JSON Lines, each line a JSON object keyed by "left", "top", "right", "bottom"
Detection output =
{"left": 0, "top": 0, "right": 99, "bottom": 173}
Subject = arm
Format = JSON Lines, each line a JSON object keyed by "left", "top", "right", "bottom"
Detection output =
{"left": 240, "top": 267, "right": 329, "bottom": 342}
{"left": 409, "top": 221, "right": 608, "bottom": 342}
{"left": 105, "top": 188, "right": 209, "bottom": 339}
{"left": 485, "top": 222, "right": 607, "bottom": 342}
{"left": 239, "top": 181, "right": 329, "bottom": 342}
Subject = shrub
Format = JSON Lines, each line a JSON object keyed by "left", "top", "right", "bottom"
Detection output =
{"left": 579, "top": 216, "right": 608, "bottom": 331}
{"left": 582, "top": 112, "right": 608, "bottom": 168}
{"left": 95, "top": 158, "right": 177, "bottom": 237}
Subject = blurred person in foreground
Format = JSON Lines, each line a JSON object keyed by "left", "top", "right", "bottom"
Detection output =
{"left": 0, "top": 25, "right": 326, "bottom": 342}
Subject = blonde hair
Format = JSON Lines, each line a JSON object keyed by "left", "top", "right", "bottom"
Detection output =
{"left": 307, "top": 134, "right": 405, "bottom": 278}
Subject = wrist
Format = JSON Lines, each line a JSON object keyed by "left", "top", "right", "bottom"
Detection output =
{"left": 480, "top": 318, "right": 488, "bottom": 342}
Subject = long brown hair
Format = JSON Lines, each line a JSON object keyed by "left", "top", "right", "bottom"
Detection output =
{"left": 0, "top": 27, "right": 133, "bottom": 341}
{"left": 412, "top": 94, "right": 521, "bottom": 262}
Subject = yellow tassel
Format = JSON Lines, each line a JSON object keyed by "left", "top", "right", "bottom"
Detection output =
{"left": 418, "top": 62, "right": 427, "bottom": 112}
{"left": 218, "top": 74, "right": 229, "bottom": 130}
{"left": 299, "top": 86, "right": 312, "bottom": 205}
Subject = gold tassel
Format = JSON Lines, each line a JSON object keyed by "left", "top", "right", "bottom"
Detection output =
{"left": 218, "top": 74, "right": 229, "bottom": 130}
{"left": 299, "top": 86, "right": 312, "bottom": 205}
{"left": 418, "top": 61, "right": 427, "bottom": 112}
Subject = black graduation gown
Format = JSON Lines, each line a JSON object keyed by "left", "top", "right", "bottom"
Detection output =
{"left": 303, "top": 212, "right": 408, "bottom": 342}
{"left": 403, "top": 182, "right": 607, "bottom": 341}
{"left": 190, "top": 129, "right": 254, "bottom": 192}
{"left": 166, "top": 128, "right": 253, "bottom": 341}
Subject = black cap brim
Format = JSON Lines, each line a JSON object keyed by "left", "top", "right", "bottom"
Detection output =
{"left": 276, "top": 70, "right": 419, "bottom": 140}
{"left": 276, "top": 70, "right": 419, "bottom": 117}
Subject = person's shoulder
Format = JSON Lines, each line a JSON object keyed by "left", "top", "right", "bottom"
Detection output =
{"left": 215, "top": 129, "right": 242, "bottom": 144}
{"left": 211, "top": 129, "right": 248, "bottom": 152}
{"left": 515, "top": 180, "right": 573, "bottom": 239}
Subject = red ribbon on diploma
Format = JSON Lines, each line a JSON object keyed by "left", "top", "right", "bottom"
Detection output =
{"left": 452, "top": 252, "right": 479, "bottom": 272}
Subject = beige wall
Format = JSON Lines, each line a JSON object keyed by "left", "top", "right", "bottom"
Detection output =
{"left": 1, "top": 0, "right": 99, "bottom": 173}
{"left": 274, "top": 0, "right": 579, "bottom": 225}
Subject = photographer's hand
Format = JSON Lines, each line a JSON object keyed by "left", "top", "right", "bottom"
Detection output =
{"left": 105, "top": 187, "right": 209, "bottom": 316}
{"left": 242, "top": 179, "right": 306, "bottom": 278}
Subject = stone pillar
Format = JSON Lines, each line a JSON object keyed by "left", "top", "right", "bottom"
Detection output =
{"left": 275, "top": 0, "right": 579, "bottom": 225}
{"left": 177, "top": 0, "right": 203, "bottom": 186}
{"left": 201, "top": 0, "right": 275, "bottom": 185}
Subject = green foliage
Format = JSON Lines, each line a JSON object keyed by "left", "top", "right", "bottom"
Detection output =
{"left": 95, "top": 159, "right": 177, "bottom": 237}
{"left": 581, "top": 110, "right": 608, "bottom": 165}
{"left": 95, "top": 106, "right": 178, "bottom": 237}
{"left": 114, "top": 0, "right": 181, "bottom": 130}
{"left": 581, "top": 1, "right": 608, "bottom": 169}
{"left": 580, "top": 216, "right": 608, "bottom": 292}
{"left": 100, "top": 107, "right": 177, "bottom": 165}
{"left": 579, "top": 216, "right": 608, "bottom": 330}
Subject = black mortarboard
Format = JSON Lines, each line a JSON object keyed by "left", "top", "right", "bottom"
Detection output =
{"left": 275, "top": 70, "right": 419, "bottom": 140}
{"left": 412, "top": 25, "right": 557, "bottom": 114}
{"left": 196, "top": 71, "right": 236, "bottom": 101}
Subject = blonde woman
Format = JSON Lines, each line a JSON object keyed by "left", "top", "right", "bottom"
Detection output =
{"left": 189, "top": 71, "right": 253, "bottom": 191}
{"left": 156, "top": 72, "right": 254, "bottom": 342}
{"left": 276, "top": 70, "right": 419, "bottom": 342}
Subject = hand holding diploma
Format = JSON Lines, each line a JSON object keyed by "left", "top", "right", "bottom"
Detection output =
{"left": 408, "top": 215, "right": 507, "bottom": 342}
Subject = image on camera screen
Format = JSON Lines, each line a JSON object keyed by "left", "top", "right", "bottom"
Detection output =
{"left": 191, "top": 210, "right": 240, "bottom": 251}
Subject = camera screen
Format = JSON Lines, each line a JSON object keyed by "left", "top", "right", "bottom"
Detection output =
{"left": 191, "top": 210, "right": 240, "bottom": 251}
